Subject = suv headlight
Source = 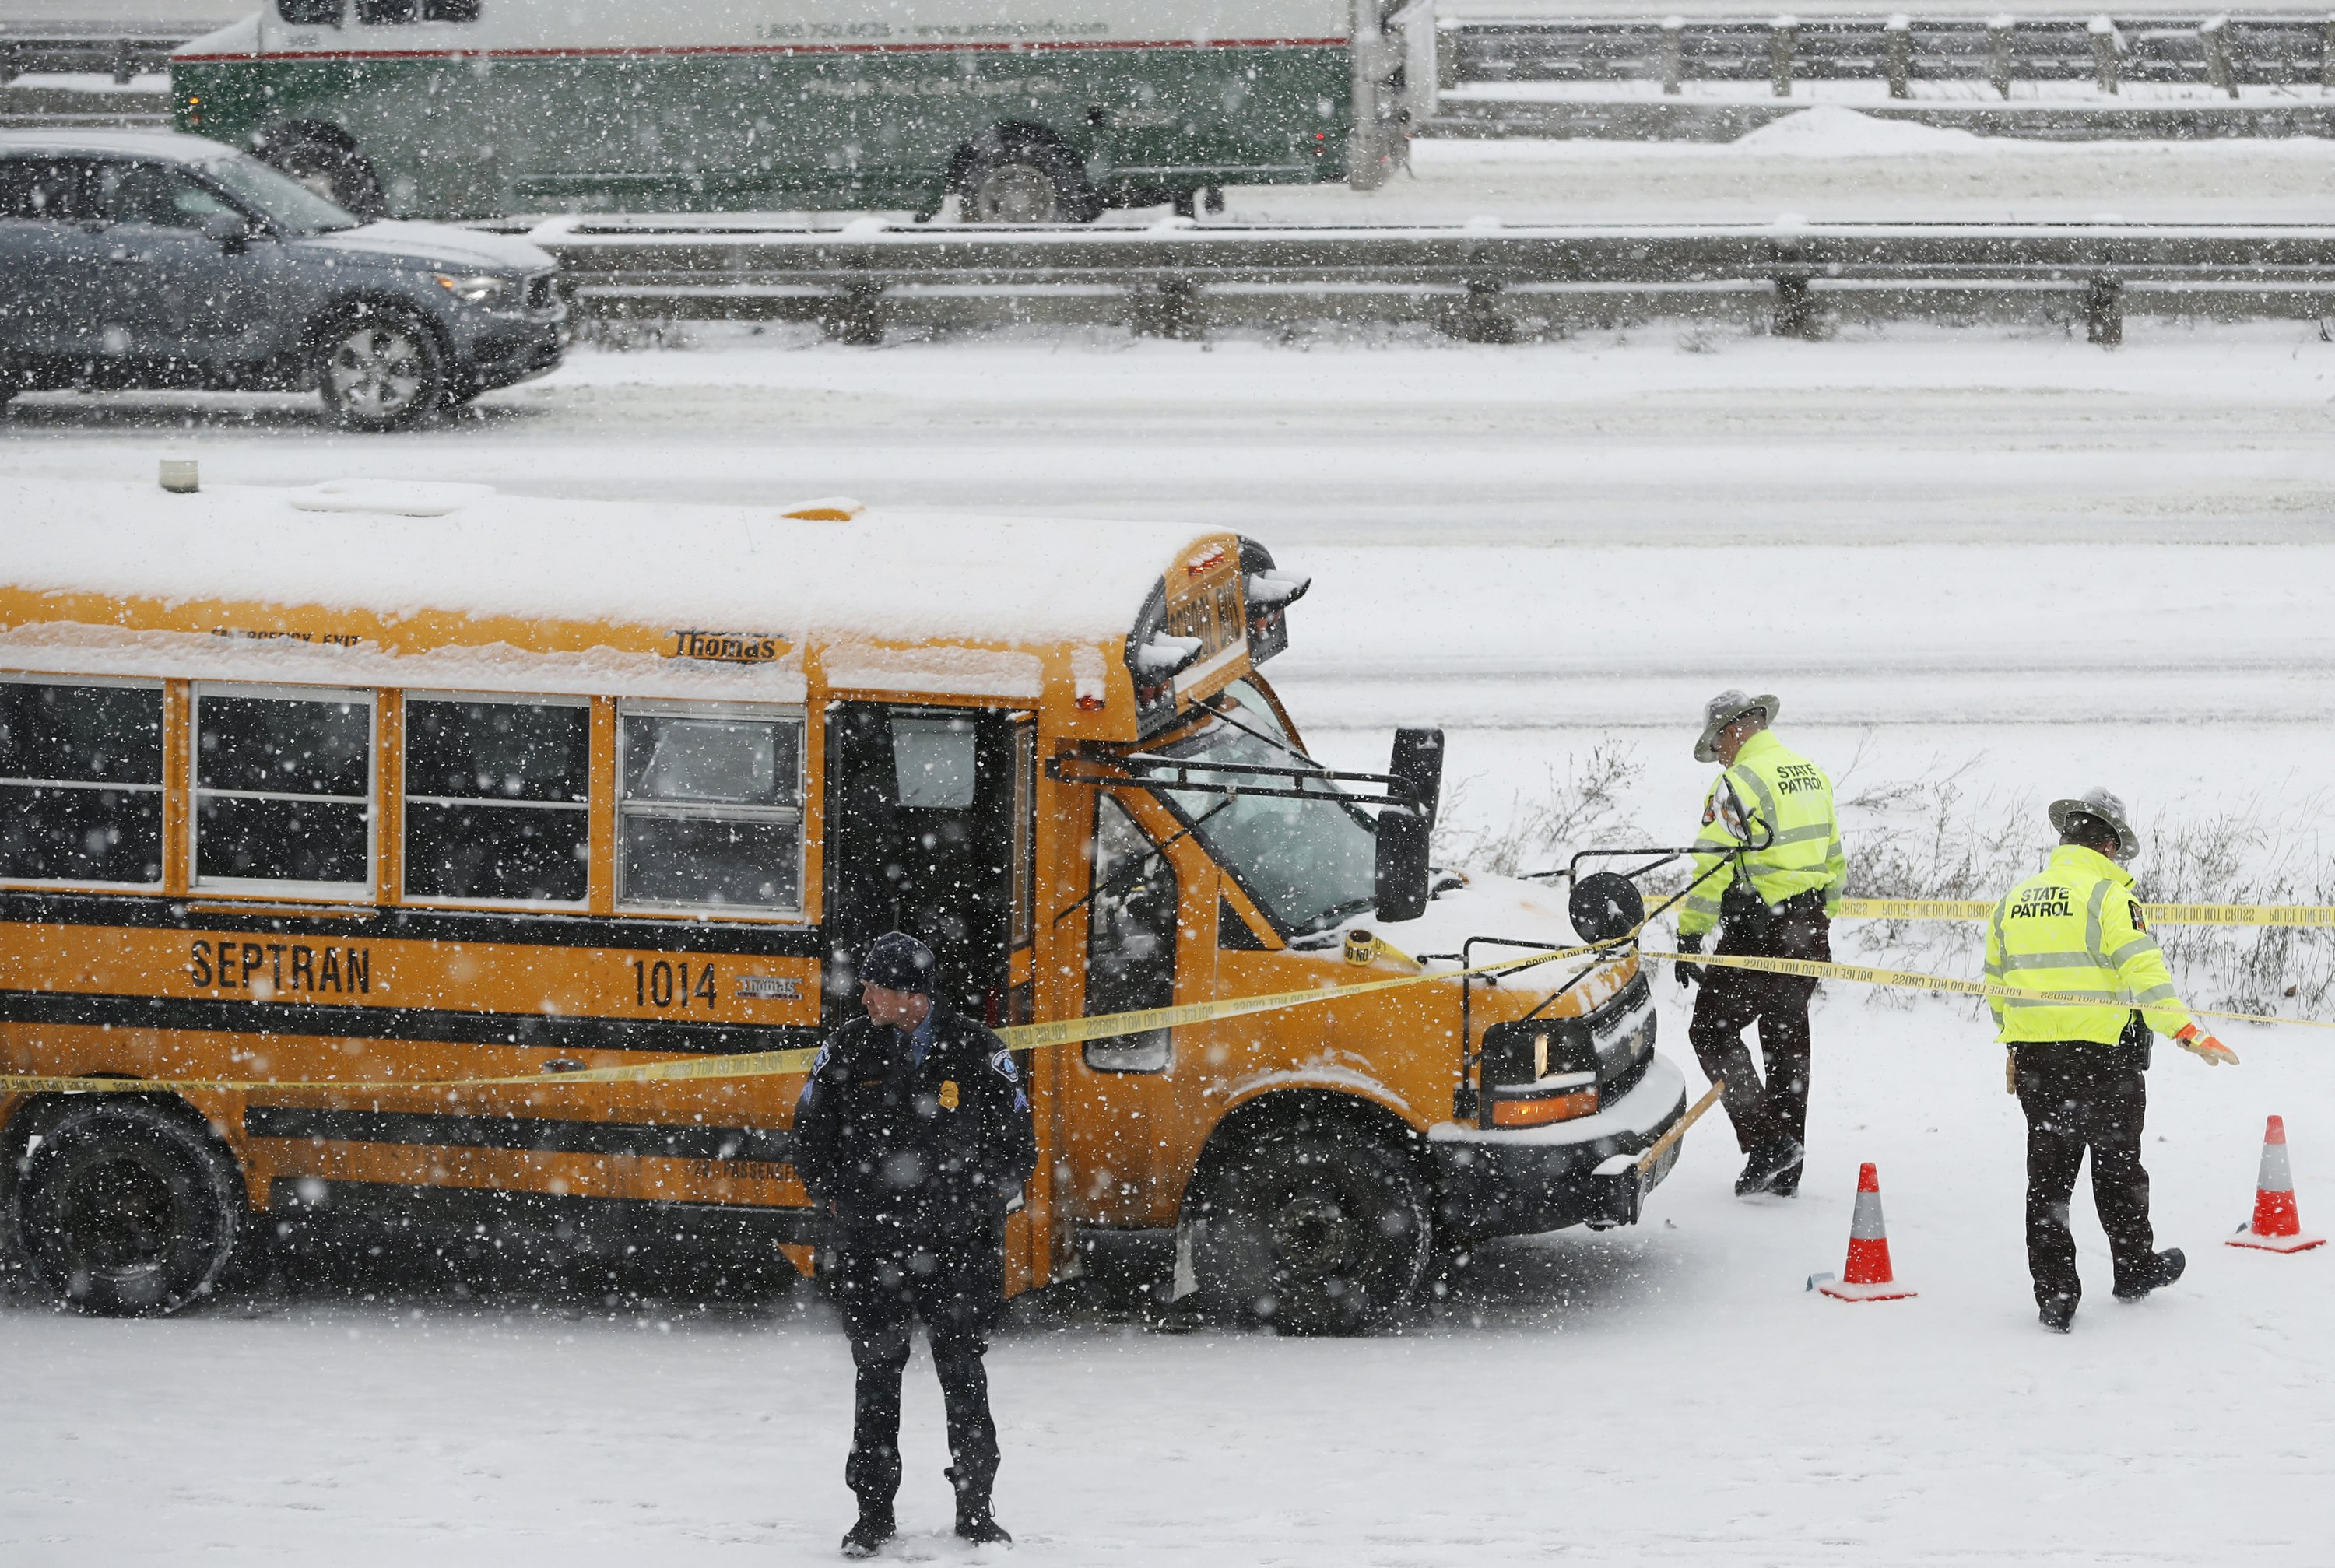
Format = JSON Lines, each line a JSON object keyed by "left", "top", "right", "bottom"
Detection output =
{"left": 433, "top": 272, "right": 514, "bottom": 307}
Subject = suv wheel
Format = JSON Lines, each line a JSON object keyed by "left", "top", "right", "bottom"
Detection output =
{"left": 14, "top": 1100, "right": 243, "bottom": 1317}
{"left": 314, "top": 306, "right": 447, "bottom": 431}
{"left": 1190, "top": 1121, "right": 1431, "bottom": 1335}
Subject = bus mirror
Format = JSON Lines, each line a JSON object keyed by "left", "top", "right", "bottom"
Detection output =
{"left": 1375, "top": 726, "right": 1443, "bottom": 924}
{"left": 1130, "top": 633, "right": 1203, "bottom": 679}
{"left": 1375, "top": 802, "right": 1431, "bottom": 924}
{"left": 1388, "top": 726, "right": 1444, "bottom": 829}
{"left": 1568, "top": 871, "right": 1645, "bottom": 945}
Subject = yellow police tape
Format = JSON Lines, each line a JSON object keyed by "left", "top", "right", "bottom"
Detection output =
{"left": 1645, "top": 949, "right": 2334, "bottom": 1033}
{"left": 0, "top": 940, "right": 1619, "bottom": 1099}
{"left": 1837, "top": 897, "right": 2335, "bottom": 928}
{"left": 8, "top": 903, "right": 2332, "bottom": 1100}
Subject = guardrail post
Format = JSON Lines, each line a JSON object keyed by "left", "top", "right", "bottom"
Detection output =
{"left": 111, "top": 39, "right": 138, "bottom": 85}
{"left": 2201, "top": 15, "right": 2238, "bottom": 99}
{"left": 1772, "top": 275, "right": 1821, "bottom": 339}
{"left": 1455, "top": 280, "right": 1520, "bottom": 343}
{"left": 2085, "top": 275, "right": 2124, "bottom": 346}
{"left": 2323, "top": 14, "right": 2335, "bottom": 93}
{"left": 1769, "top": 16, "right": 1798, "bottom": 97}
{"left": 2090, "top": 16, "right": 2120, "bottom": 94}
{"left": 1438, "top": 12, "right": 1461, "bottom": 93}
{"left": 1987, "top": 14, "right": 2015, "bottom": 99}
{"left": 1661, "top": 15, "right": 1685, "bottom": 96}
{"left": 824, "top": 282, "right": 887, "bottom": 346}
{"left": 1132, "top": 279, "right": 1203, "bottom": 340}
{"left": 1885, "top": 14, "right": 1912, "bottom": 99}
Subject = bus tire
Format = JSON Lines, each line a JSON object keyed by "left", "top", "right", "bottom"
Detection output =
{"left": 312, "top": 303, "right": 448, "bottom": 431}
{"left": 957, "top": 131, "right": 1100, "bottom": 225}
{"left": 1191, "top": 1124, "right": 1431, "bottom": 1335}
{"left": 255, "top": 126, "right": 387, "bottom": 219}
{"left": 13, "top": 1099, "right": 244, "bottom": 1317}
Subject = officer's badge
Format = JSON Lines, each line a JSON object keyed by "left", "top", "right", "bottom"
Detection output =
{"left": 939, "top": 1080, "right": 960, "bottom": 1110}
{"left": 2130, "top": 900, "right": 2147, "bottom": 931}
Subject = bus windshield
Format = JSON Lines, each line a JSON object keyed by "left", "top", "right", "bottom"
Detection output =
{"left": 1136, "top": 691, "right": 1378, "bottom": 939}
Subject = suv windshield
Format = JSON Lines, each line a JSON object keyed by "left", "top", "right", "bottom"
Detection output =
{"left": 200, "top": 154, "right": 360, "bottom": 234}
{"left": 1135, "top": 685, "right": 1378, "bottom": 939}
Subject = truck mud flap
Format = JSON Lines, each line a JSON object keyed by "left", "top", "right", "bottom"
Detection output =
{"left": 1583, "top": 1079, "right": 1724, "bottom": 1229}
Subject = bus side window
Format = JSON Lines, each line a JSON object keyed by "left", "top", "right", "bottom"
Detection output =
{"left": 404, "top": 696, "right": 588, "bottom": 904}
{"left": 1083, "top": 794, "right": 1175, "bottom": 1074}
{"left": 0, "top": 678, "right": 164, "bottom": 886}
{"left": 617, "top": 705, "right": 803, "bottom": 913}
{"left": 192, "top": 686, "right": 374, "bottom": 893}
{"left": 353, "top": 0, "right": 479, "bottom": 22}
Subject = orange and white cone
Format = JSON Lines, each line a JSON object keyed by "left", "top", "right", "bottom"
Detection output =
{"left": 1819, "top": 1162, "right": 1918, "bottom": 1301}
{"left": 2228, "top": 1116, "right": 2325, "bottom": 1254}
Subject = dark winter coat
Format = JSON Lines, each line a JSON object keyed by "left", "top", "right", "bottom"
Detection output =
{"left": 792, "top": 1005, "right": 1037, "bottom": 1248}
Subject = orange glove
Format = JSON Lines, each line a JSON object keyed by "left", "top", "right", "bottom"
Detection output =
{"left": 2175, "top": 1023, "right": 2239, "bottom": 1066}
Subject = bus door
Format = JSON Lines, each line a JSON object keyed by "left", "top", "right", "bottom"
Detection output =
{"left": 822, "top": 704, "right": 1032, "bottom": 1026}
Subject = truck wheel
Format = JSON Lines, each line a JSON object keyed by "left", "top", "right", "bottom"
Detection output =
{"left": 314, "top": 305, "right": 447, "bottom": 431}
{"left": 14, "top": 1100, "right": 243, "bottom": 1317}
{"left": 958, "top": 134, "right": 1099, "bottom": 224}
{"left": 258, "top": 129, "right": 387, "bottom": 219}
{"left": 1192, "top": 1124, "right": 1431, "bottom": 1335}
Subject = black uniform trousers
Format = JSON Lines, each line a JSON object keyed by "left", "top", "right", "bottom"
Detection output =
{"left": 2014, "top": 1037, "right": 2155, "bottom": 1311}
{"left": 1687, "top": 897, "right": 1830, "bottom": 1159}
{"left": 833, "top": 1228, "right": 1006, "bottom": 1510}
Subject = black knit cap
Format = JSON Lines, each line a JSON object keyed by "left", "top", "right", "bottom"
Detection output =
{"left": 860, "top": 931, "right": 936, "bottom": 995}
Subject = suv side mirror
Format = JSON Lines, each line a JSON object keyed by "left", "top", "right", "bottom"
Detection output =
{"left": 1373, "top": 726, "right": 1444, "bottom": 924}
{"left": 200, "top": 211, "right": 251, "bottom": 251}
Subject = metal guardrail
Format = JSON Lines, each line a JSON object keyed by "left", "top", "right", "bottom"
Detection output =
{"left": 512, "top": 217, "right": 2335, "bottom": 343}
{"left": 0, "top": 24, "right": 187, "bottom": 84}
{"left": 1448, "top": 13, "right": 2335, "bottom": 93}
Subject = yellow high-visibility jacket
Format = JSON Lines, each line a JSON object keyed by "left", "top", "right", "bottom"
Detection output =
{"left": 1679, "top": 729, "right": 1845, "bottom": 940}
{"left": 1985, "top": 843, "right": 2196, "bottom": 1046}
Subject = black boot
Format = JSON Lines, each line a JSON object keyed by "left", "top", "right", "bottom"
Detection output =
{"left": 1735, "top": 1141, "right": 1803, "bottom": 1197}
{"left": 2038, "top": 1293, "right": 2075, "bottom": 1334}
{"left": 2113, "top": 1247, "right": 2186, "bottom": 1301}
{"left": 947, "top": 1467, "right": 1012, "bottom": 1546}
{"left": 841, "top": 1505, "right": 895, "bottom": 1559}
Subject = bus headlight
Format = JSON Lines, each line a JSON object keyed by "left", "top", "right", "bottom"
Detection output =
{"left": 434, "top": 272, "right": 514, "bottom": 307}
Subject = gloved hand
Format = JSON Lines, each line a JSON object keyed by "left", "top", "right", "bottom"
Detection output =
{"left": 2174, "top": 1023, "right": 2239, "bottom": 1066}
{"left": 1675, "top": 932, "right": 1704, "bottom": 989}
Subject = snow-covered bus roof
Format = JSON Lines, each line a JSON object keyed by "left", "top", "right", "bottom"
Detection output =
{"left": 0, "top": 479, "right": 1255, "bottom": 720}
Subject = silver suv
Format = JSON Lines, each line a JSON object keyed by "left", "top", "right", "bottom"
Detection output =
{"left": 0, "top": 130, "right": 564, "bottom": 430}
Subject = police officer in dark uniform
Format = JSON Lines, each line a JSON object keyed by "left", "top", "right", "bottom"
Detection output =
{"left": 792, "top": 931, "right": 1038, "bottom": 1557}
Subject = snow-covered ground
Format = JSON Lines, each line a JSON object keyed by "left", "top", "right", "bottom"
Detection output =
{"left": 2, "top": 994, "right": 2326, "bottom": 1564}
{"left": 6, "top": 315, "right": 2335, "bottom": 1563}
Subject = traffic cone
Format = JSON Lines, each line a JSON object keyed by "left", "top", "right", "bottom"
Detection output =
{"left": 1818, "top": 1162, "right": 1918, "bottom": 1301}
{"left": 2227, "top": 1116, "right": 2325, "bottom": 1253}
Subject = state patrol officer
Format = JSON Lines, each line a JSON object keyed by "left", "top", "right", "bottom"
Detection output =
{"left": 792, "top": 931, "right": 1038, "bottom": 1556}
{"left": 1674, "top": 690, "right": 1845, "bottom": 1198}
{"left": 1986, "top": 789, "right": 2237, "bottom": 1333}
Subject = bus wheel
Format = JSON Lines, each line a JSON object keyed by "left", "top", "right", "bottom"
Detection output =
{"left": 958, "top": 133, "right": 1099, "bottom": 224}
{"left": 1192, "top": 1126, "right": 1431, "bottom": 1335}
{"left": 313, "top": 305, "right": 448, "bottom": 431}
{"left": 257, "top": 128, "right": 388, "bottom": 220}
{"left": 15, "top": 1100, "right": 243, "bottom": 1317}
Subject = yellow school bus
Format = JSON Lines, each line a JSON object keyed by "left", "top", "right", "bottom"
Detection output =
{"left": 0, "top": 477, "right": 1691, "bottom": 1331}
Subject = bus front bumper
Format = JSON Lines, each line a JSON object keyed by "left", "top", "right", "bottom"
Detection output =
{"left": 1426, "top": 1054, "right": 1692, "bottom": 1242}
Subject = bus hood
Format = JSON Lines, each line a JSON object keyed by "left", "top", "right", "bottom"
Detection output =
{"left": 296, "top": 220, "right": 556, "bottom": 275}
{"left": 1370, "top": 870, "right": 1601, "bottom": 969}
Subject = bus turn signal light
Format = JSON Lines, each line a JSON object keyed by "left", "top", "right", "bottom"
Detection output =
{"left": 1491, "top": 1089, "right": 1599, "bottom": 1128}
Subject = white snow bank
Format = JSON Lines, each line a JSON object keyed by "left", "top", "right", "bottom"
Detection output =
{"left": 1732, "top": 105, "right": 1997, "bottom": 158}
